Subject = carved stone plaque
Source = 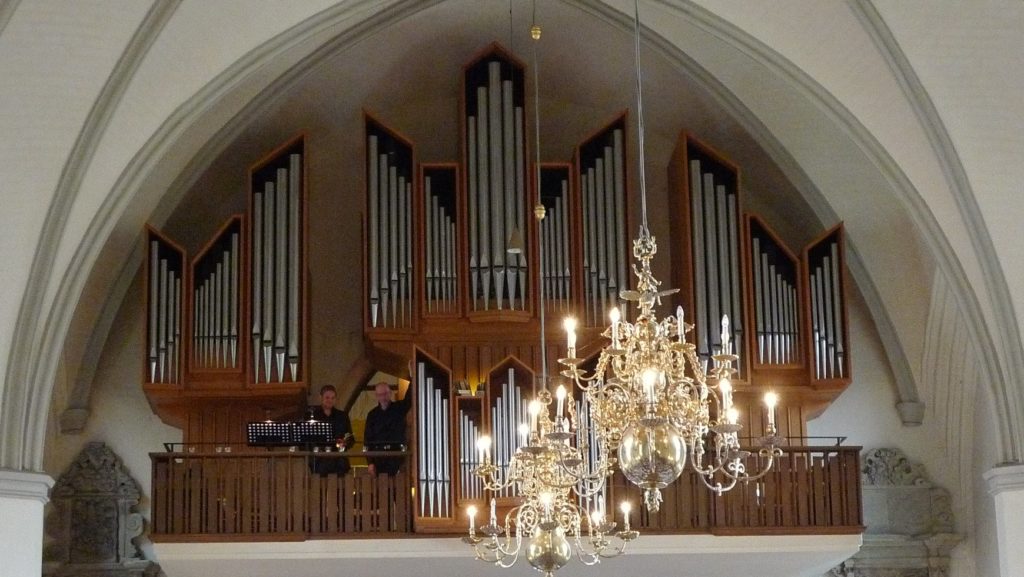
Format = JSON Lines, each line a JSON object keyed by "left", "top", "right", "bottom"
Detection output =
{"left": 44, "top": 442, "right": 160, "bottom": 577}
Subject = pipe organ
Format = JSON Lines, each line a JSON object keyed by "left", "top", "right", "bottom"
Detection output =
{"left": 366, "top": 117, "right": 415, "bottom": 330}
{"left": 748, "top": 216, "right": 801, "bottom": 367}
{"left": 577, "top": 117, "right": 629, "bottom": 327}
{"left": 464, "top": 48, "right": 529, "bottom": 313}
{"left": 146, "top": 229, "right": 185, "bottom": 385}
{"left": 422, "top": 165, "right": 459, "bottom": 315}
{"left": 539, "top": 165, "right": 573, "bottom": 312}
{"left": 191, "top": 217, "right": 243, "bottom": 372}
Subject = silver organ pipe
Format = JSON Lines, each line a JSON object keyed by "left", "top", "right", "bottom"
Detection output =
{"left": 146, "top": 235, "right": 183, "bottom": 384}
{"left": 261, "top": 181, "right": 274, "bottom": 380}
{"left": 514, "top": 106, "right": 527, "bottom": 306}
{"left": 468, "top": 118, "right": 479, "bottom": 310}
{"left": 248, "top": 143, "right": 303, "bottom": 382}
{"left": 398, "top": 175, "right": 408, "bottom": 325}
{"left": 287, "top": 154, "right": 301, "bottom": 380}
{"left": 687, "top": 153, "right": 744, "bottom": 375}
{"left": 274, "top": 168, "right": 287, "bottom": 378}
{"left": 148, "top": 240, "right": 159, "bottom": 382}
{"left": 578, "top": 122, "right": 628, "bottom": 327}
{"left": 502, "top": 77, "right": 516, "bottom": 309}
{"left": 158, "top": 258, "right": 168, "bottom": 381}
{"left": 477, "top": 86, "right": 491, "bottom": 309}
{"left": 464, "top": 55, "right": 526, "bottom": 312}
{"left": 488, "top": 61, "right": 505, "bottom": 311}
{"left": 365, "top": 120, "right": 413, "bottom": 329}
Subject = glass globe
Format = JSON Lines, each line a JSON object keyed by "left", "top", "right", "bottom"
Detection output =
{"left": 526, "top": 526, "right": 571, "bottom": 575}
{"left": 617, "top": 421, "right": 687, "bottom": 512}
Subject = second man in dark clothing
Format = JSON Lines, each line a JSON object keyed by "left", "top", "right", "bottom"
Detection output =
{"left": 364, "top": 382, "right": 412, "bottom": 476}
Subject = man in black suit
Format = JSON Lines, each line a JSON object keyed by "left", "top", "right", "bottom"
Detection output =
{"left": 364, "top": 382, "right": 411, "bottom": 476}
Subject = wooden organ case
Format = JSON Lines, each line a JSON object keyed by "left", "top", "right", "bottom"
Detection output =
{"left": 143, "top": 135, "right": 309, "bottom": 445}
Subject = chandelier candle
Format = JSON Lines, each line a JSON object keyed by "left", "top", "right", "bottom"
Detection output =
{"left": 563, "top": 317, "right": 577, "bottom": 359}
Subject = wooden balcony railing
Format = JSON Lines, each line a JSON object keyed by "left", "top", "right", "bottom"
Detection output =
{"left": 150, "top": 445, "right": 861, "bottom": 541}
{"left": 150, "top": 451, "right": 412, "bottom": 541}
{"left": 619, "top": 444, "right": 863, "bottom": 535}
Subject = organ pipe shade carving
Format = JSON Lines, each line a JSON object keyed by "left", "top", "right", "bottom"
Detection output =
{"left": 191, "top": 216, "right": 244, "bottom": 372}
{"left": 538, "top": 165, "right": 573, "bottom": 313}
{"left": 145, "top": 229, "right": 185, "bottom": 385}
{"left": 249, "top": 138, "right": 305, "bottom": 384}
{"left": 747, "top": 216, "right": 801, "bottom": 367}
{"left": 576, "top": 116, "right": 629, "bottom": 327}
{"left": 463, "top": 47, "right": 528, "bottom": 312}
{"left": 366, "top": 116, "right": 415, "bottom": 330}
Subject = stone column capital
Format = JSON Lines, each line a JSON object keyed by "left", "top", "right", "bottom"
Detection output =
{"left": 984, "top": 463, "right": 1024, "bottom": 497}
{"left": 0, "top": 468, "right": 54, "bottom": 504}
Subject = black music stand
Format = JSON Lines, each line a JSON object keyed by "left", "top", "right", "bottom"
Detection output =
{"left": 246, "top": 421, "right": 292, "bottom": 447}
{"left": 292, "top": 421, "right": 334, "bottom": 446}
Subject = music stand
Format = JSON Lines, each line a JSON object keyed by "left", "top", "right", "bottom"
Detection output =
{"left": 246, "top": 421, "right": 292, "bottom": 447}
{"left": 292, "top": 420, "right": 334, "bottom": 445}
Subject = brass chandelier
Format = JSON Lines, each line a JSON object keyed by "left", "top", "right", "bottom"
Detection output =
{"left": 558, "top": 0, "right": 783, "bottom": 513}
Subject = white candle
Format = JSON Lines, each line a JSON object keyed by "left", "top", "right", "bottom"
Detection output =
{"left": 556, "top": 385, "right": 566, "bottom": 418}
{"left": 726, "top": 407, "right": 739, "bottom": 425}
{"left": 642, "top": 368, "right": 659, "bottom": 404}
{"left": 564, "top": 317, "right": 577, "bottom": 357}
{"left": 764, "top": 391, "right": 779, "bottom": 428}
{"left": 676, "top": 306, "right": 685, "bottom": 343}
{"left": 467, "top": 505, "right": 477, "bottom": 533}
{"left": 540, "top": 491, "right": 553, "bottom": 517}
{"left": 609, "top": 307, "right": 621, "bottom": 345}
{"left": 528, "top": 400, "right": 542, "bottom": 433}
{"left": 477, "top": 435, "right": 491, "bottom": 464}
{"left": 518, "top": 422, "right": 530, "bottom": 447}
{"left": 721, "top": 314, "right": 730, "bottom": 354}
{"left": 621, "top": 501, "right": 632, "bottom": 531}
{"left": 490, "top": 497, "right": 497, "bottom": 524}
{"left": 720, "top": 378, "right": 732, "bottom": 410}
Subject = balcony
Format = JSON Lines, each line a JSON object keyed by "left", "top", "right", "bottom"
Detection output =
{"left": 151, "top": 444, "right": 862, "bottom": 540}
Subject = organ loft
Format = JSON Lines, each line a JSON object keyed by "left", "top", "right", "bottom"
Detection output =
{"left": 141, "top": 42, "right": 857, "bottom": 537}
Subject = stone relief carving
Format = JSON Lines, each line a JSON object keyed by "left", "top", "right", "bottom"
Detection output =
{"left": 44, "top": 442, "right": 160, "bottom": 577}
{"left": 826, "top": 448, "right": 962, "bottom": 577}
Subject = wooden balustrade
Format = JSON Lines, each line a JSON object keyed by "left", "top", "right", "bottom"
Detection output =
{"left": 613, "top": 445, "right": 863, "bottom": 535}
{"left": 150, "top": 450, "right": 412, "bottom": 541}
{"left": 150, "top": 445, "right": 861, "bottom": 541}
